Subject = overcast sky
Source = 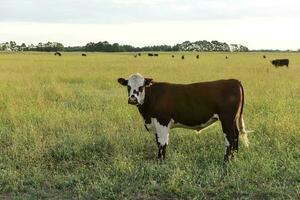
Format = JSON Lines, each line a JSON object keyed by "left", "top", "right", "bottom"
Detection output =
{"left": 1, "top": 0, "right": 300, "bottom": 50}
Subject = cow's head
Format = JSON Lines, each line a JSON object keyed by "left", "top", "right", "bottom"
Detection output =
{"left": 118, "top": 73, "right": 153, "bottom": 105}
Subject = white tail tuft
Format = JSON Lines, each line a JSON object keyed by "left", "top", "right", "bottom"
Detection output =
{"left": 237, "top": 115, "right": 252, "bottom": 147}
{"left": 239, "top": 130, "right": 250, "bottom": 147}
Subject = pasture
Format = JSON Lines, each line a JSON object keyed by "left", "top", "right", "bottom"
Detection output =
{"left": 0, "top": 52, "right": 299, "bottom": 199}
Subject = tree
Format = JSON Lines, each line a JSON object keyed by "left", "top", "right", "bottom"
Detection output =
{"left": 230, "top": 44, "right": 239, "bottom": 52}
{"left": 9, "top": 41, "right": 17, "bottom": 48}
{"left": 239, "top": 45, "right": 249, "bottom": 52}
{"left": 35, "top": 42, "right": 64, "bottom": 52}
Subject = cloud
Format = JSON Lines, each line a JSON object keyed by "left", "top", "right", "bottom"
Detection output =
{"left": 1, "top": 17, "right": 299, "bottom": 50}
{"left": 1, "top": 0, "right": 300, "bottom": 50}
{"left": 0, "top": 0, "right": 299, "bottom": 23}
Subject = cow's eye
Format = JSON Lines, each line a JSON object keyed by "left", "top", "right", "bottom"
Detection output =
{"left": 138, "top": 86, "right": 143, "bottom": 92}
{"left": 127, "top": 86, "right": 131, "bottom": 93}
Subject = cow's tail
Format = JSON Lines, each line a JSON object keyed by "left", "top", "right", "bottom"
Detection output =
{"left": 236, "top": 81, "right": 251, "bottom": 147}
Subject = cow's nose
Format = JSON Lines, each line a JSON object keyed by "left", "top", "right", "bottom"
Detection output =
{"left": 128, "top": 95, "right": 138, "bottom": 105}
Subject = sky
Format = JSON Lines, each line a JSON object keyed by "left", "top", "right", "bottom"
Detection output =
{"left": 1, "top": 0, "right": 300, "bottom": 50}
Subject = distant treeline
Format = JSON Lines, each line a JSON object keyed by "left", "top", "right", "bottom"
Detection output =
{"left": 69, "top": 41, "right": 250, "bottom": 52}
{"left": 83, "top": 42, "right": 177, "bottom": 52}
{"left": 1, "top": 40, "right": 251, "bottom": 52}
{"left": 1, "top": 40, "right": 299, "bottom": 52}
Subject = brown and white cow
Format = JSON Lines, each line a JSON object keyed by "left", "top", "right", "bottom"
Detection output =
{"left": 117, "top": 73, "right": 249, "bottom": 162}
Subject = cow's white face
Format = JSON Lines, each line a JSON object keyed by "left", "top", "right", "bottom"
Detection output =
{"left": 118, "top": 73, "right": 153, "bottom": 105}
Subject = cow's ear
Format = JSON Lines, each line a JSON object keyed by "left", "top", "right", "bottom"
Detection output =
{"left": 144, "top": 78, "right": 153, "bottom": 86}
{"left": 118, "top": 78, "right": 128, "bottom": 86}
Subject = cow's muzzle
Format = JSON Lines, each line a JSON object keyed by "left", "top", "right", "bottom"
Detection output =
{"left": 128, "top": 96, "right": 138, "bottom": 105}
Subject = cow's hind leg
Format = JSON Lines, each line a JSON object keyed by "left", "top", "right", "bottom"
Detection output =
{"left": 220, "top": 116, "right": 239, "bottom": 162}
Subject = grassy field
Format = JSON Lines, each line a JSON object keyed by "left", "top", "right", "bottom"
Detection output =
{"left": 0, "top": 51, "right": 299, "bottom": 199}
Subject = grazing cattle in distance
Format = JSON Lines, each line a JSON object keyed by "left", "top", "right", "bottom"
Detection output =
{"left": 117, "top": 73, "right": 250, "bottom": 162}
{"left": 54, "top": 52, "right": 61, "bottom": 56}
{"left": 196, "top": 55, "right": 199, "bottom": 59}
{"left": 154, "top": 54, "right": 159, "bottom": 57}
{"left": 172, "top": 55, "right": 175, "bottom": 58}
{"left": 82, "top": 53, "right": 87, "bottom": 56}
{"left": 271, "top": 59, "right": 289, "bottom": 67}
{"left": 148, "top": 53, "right": 154, "bottom": 56}
{"left": 138, "top": 53, "right": 141, "bottom": 56}
{"left": 263, "top": 55, "right": 266, "bottom": 59}
{"left": 181, "top": 55, "right": 185, "bottom": 60}
{"left": 225, "top": 56, "right": 228, "bottom": 59}
{"left": 134, "top": 54, "right": 137, "bottom": 58}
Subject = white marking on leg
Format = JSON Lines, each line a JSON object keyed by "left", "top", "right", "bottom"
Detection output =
{"left": 152, "top": 118, "right": 171, "bottom": 146}
{"left": 144, "top": 121, "right": 156, "bottom": 134}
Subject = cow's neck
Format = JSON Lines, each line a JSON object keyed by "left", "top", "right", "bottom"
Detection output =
{"left": 137, "top": 87, "right": 151, "bottom": 123}
{"left": 137, "top": 99, "right": 147, "bottom": 117}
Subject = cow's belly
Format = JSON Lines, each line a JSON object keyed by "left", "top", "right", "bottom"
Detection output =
{"left": 171, "top": 114, "right": 219, "bottom": 131}
{"left": 144, "top": 114, "right": 219, "bottom": 133}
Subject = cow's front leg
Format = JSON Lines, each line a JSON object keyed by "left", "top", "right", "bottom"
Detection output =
{"left": 155, "top": 134, "right": 161, "bottom": 160}
{"left": 155, "top": 133, "right": 167, "bottom": 162}
{"left": 153, "top": 119, "right": 170, "bottom": 162}
{"left": 155, "top": 134, "right": 167, "bottom": 162}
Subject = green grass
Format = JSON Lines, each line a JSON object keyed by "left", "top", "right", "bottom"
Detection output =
{"left": 0, "top": 51, "right": 299, "bottom": 199}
